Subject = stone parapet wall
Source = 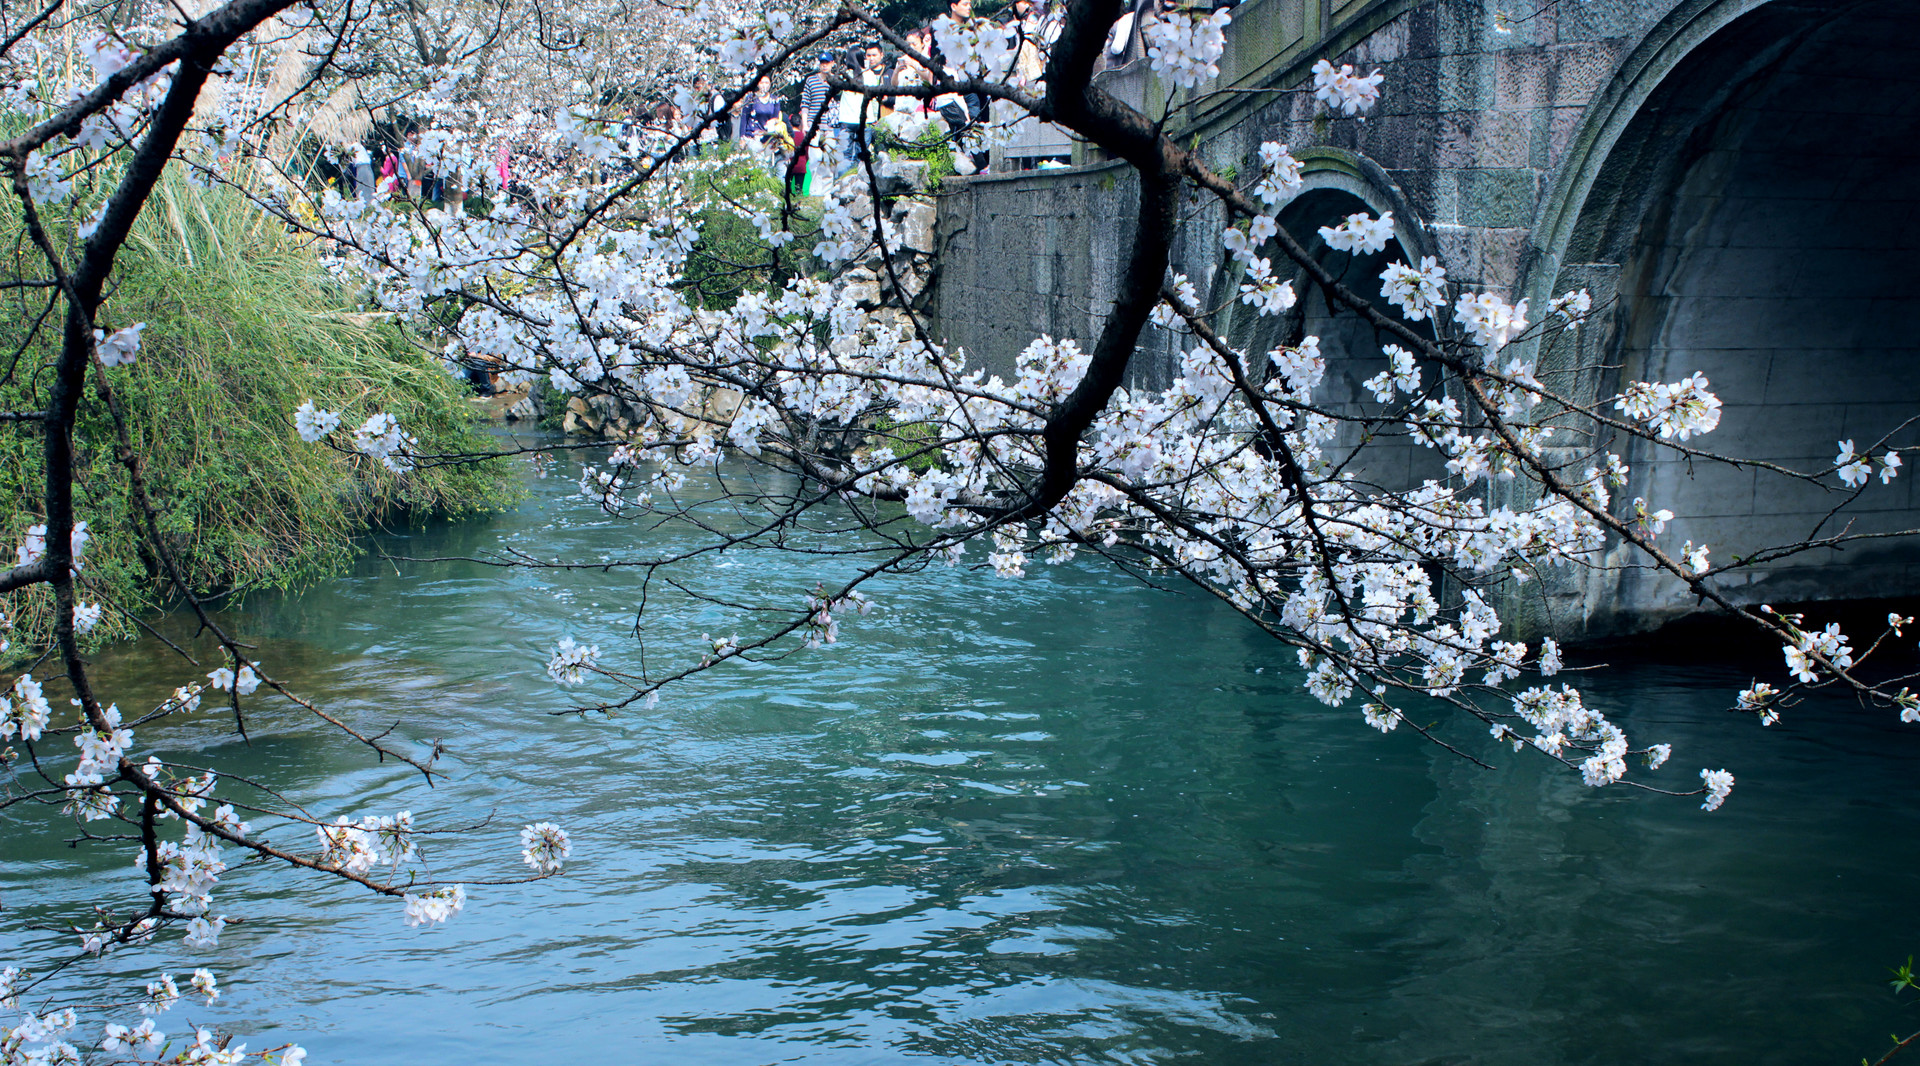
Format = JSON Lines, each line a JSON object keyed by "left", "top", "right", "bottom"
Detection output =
{"left": 931, "top": 0, "right": 1676, "bottom": 377}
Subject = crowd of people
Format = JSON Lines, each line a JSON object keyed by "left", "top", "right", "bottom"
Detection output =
{"left": 326, "top": 127, "right": 516, "bottom": 214}
{"left": 687, "top": 0, "right": 1066, "bottom": 190}
{"left": 317, "top": 0, "right": 1106, "bottom": 210}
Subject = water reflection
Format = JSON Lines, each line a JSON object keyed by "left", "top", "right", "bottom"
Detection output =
{"left": 3, "top": 449, "right": 1917, "bottom": 1065}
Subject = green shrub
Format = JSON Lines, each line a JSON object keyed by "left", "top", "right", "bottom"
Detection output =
{"left": 678, "top": 148, "right": 821, "bottom": 309}
{"left": 867, "top": 417, "right": 946, "bottom": 473}
{"left": 1, "top": 167, "right": 511, "bottom": 659}
{"left": 877, "top": 123, "right": 958, "bottom": 189}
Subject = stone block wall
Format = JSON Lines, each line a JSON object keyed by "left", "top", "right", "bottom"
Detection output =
{"left": 926, "top": 0, "right": 1920, "bottom": 638}
{"left": 932, "top": 164, "right": 1135, "bottom": 383}
{"left": 929, "top": 0, "right": 1678, "bottom": 378}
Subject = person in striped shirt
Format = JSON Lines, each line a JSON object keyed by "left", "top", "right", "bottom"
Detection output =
{"left": 800, "top": 53, "right": 834, "bottom": 154}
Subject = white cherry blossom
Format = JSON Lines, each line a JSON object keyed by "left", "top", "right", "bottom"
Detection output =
{"left": 1311, "top": 59, "right": 1384, "bottom": 116}
{"left": 547, "top": 637, "right": 600, "bottom": 684}
{"left": 1453, "top": 291, "right": 1530, "bottom": 352}
{"left": 293, "top": 401, "right": 342, "bottom": 442}
{"left": 93, "top": 322, "right": 146, "bottom": 367}
{"left": 1699, "top": 769, "right": 1735, "bottom": 811}
{"left": 1318, "top": 211, "right": 1394, "bottom": 255}
{"left": 1380, "top": 257, "right": 1446, "bottom": 321}
{"left": 1142, "top": 8, "right": 1231, "bottom": 89}
{"left": 402, "top": 885, "right": 467, "bottom": 927}
{"left": 520, "top": 822, "right": 572, "bottom": 874}
{"left": 1615, "top": 373, "right": 1723, "bottom": 440}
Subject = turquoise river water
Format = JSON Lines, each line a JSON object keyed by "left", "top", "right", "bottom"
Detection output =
{"left": 5, "top": 447, "right": 1919, "bottom": 1065}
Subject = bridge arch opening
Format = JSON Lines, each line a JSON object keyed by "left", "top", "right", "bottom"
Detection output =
{"left": 1218, "top": 185, "right": 1445, "bottom": 492}
{"left": 1553, "top": 0, "right": 1920, "bottom": 633}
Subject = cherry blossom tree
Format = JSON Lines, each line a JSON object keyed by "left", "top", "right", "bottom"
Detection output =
{"left": 4, "top": 0, "right": 1919, "bottom": 1057}
{"left": 0, "top": 1, "right": 584, "bottom": 1057}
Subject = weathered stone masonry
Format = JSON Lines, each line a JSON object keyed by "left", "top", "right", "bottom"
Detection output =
{"left": 929, "top": 0, "right": 1920, "bottom": 638}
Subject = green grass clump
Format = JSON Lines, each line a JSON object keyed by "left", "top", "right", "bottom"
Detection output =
{"left": 867, "top": 417, "right": 946, "bottom": 473}
{"left": 877, "top": 125, "right": 958, "bottom": 189}
{"left": 1, "top": 167, "right": 511, "bottom": 659}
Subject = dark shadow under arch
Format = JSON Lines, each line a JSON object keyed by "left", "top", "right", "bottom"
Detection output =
{"left": 1548, "top": 0, "right": 1920, "bottom": 634}
{"left": 1216, "top": 187, "right": 1445, "bottom": 493}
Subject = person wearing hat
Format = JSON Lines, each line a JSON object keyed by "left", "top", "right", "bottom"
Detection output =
{"left": 800, "top": 52, "right": 834, "bottom": 157}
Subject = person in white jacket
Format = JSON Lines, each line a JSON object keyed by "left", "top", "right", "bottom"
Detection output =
{"left": 834, "top": 43, "right": 888, "bottom": 178}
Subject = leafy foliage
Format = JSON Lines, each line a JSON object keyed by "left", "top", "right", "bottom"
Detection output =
{"left": 0, "top": 168, "right": 510, "bottom": 658}
{"left": 678, "top": 147, "right": 822, "bottom": 308}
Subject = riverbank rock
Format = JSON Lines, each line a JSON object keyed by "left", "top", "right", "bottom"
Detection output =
{"left": 901, "top": 201, "right": 936, "bottom": 254}
{"left": 469, "top": 381, "right": 535, "bottom": 422}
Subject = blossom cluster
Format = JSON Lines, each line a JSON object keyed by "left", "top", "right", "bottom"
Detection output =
{"left": 63, "top": 702, "right": 132, "bottom": 822}
{"left": 317, "top": 811, "right": 417, "bottom": 875}
{"left": 1615, "top": 373, "right": 1724, "bottom": 441}
{"left": 1453, "top": 292, "right": 1530, "bottom": 352}
{"left": 351, "top": 412, "right": 417, "bottom": 473}
{"left": 93, "top": 322, "right": 146, "bottom": 367}
{"left": 1319, "top": 211, "right": 1394, "bottom": 255}
{"left": 1380, "top": 257, "right": 1446, "bottom": 321}
{"left": 1782, "top": 620, "right": 1853, "bottom": 685}
{"left": 1311, "top": 59, "right": 1384, "bottom": 116}
{"left": 1142, "top": 8, "right": 1233, "bottom": 89}
{"left": 547, "top": 637, "right": 601, "bottom": 685}
{"left": 1238, "top": 258, "right": 1298, "bottom": 316}
{"left": 403, "top": 885, "right": 467, "bottom": 927}
{"left": 1253, "top": 142, "right": 1305, "bottom": 209}
{"left": 930, "top": 14, "right": 1021, "bottom": 81}
{"left": 1, "top": 674, "right": 52, "bottom": 742}
{"left": 520, "top": 822, "right": 573, "bottom": 875}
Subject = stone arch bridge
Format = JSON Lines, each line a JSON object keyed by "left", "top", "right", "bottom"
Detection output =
{"left": 930, "top": 0, "right": 1920, "bottom": 639}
